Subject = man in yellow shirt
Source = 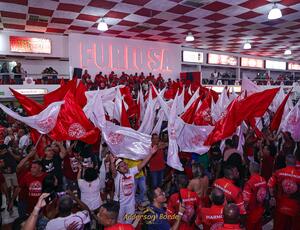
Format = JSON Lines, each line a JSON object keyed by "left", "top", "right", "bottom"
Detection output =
{"left": 123, "top": 159, "right": 146, "bottom": 207}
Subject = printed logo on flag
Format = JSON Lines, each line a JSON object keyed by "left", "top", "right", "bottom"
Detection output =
{"left": 68, "top": 123, "right": 86, "bottom": 138}
{"left": 36, "top": 116, "right": 56, "bottom": 133}
{"left": 107, "top": 132, "right": 124, "bottom": 145}
{"left": 190, "top": 133, "right": 206, "bottom": 145}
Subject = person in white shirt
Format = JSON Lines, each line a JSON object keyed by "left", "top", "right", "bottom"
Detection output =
{"left": 109, "top": 145, "right": 157, "bottom": 224}
{"left": 18, "top": 129, "right": 30, "bottom": 150}
{"left": 77, "top": 167, "right": 102, "bottom": 211}
{"left": 45, "top": 195, "right": 90, "bottom": 230}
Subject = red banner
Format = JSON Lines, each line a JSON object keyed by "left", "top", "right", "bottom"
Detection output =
{"left": 10, "top": 36, "right": 51, "bottom": 54}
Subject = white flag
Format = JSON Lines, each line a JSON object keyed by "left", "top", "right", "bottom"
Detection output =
{"left": 0, "top": 101, "right": 63, "bottom": 134}
{"left": 241, "top": 77, "right": 261, "bottom": 95}
{"left": 176, "top": 118, "right": 213, "bottom": 155}
{"left": 281, "top": 100, "right": 300, "bottom": 141}
{"left": 167, "top": 93, "right": 184, "bottom": 171}
{"left": 184, "top": 88, "right": 199, "bottom": 112}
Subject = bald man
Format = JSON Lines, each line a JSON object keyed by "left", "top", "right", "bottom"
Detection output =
{"left": 268, "top": 154, "right": 300, "bottom": 230}
{"left": 218, "top": 203, "right": 242, "bottom": 230}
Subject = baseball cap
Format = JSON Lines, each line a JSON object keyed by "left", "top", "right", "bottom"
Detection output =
{"left": 115, "top": 158, "right": 123, "bottom": 169}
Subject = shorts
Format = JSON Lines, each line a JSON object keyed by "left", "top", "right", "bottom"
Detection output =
{"left": 3, "top": 173, "right": 18, "bottom": 188}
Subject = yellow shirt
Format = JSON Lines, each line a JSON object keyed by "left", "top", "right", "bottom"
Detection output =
{"left": 123, "top": 159, "right": 144, "bottom": 178}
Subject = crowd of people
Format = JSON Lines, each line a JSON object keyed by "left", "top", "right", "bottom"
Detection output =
{"left": 0, "top": 72, "right": 299, "bottom": 230}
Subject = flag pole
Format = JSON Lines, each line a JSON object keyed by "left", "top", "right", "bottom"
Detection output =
{"left": 34, "top": 134, "right": 43, "bottom": 148}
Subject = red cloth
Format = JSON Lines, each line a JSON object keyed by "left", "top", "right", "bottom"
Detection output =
{"left": 181, "top": 97, "right": 201, "bottom": 124}
{"left": 213, "top": 178, "right": 246, "bottom": 215}
{"left": 0, "top": 126, "right": 5, "bottom": 144}
{"left": 194, "top": 91, "right": 213, "bottom": 126}
{"left": 268, "top": 166, "right": 300, "bottom": 217}
{"left": 75, "top": 81, "right": 87, "bottom": 108}
{"left": 149, "top": 149, "right": 165, "bottom": 172}
{"left": 49, "top": 92, "right": 100, "bottom": 144}
{"left": 105, "top": 223, "right": 134, "bottom": 229}
{"left": 243, "top": 173, "right": 267, "bottom": 223}
{"left": 218, "top": 224, "right": 242, "bottom": 230}
{"left": 270, "top": 90, "right": 291, "bottom": 131}
{"left": 205, "top": 88, "right": 279, "bottom": 145}
{"left": 63, "top": 153, "right": 79, "bottom": 181}
{"left": 19, "top": 172, "right": 47, "bottom": 213}
{"left": 167, "top": 188, "right": 201, "bottom": 230}
{"left": 195, "top": 204, "right": 224, "bottom": 230}
{"left": 273, "top": 208, "right": 300, "bottom": 230}
{"left": 120, "top": 100, "right": 131, "bottom": 128}
{"left": 43, "top": 78, "right": 77, "bottom": 106}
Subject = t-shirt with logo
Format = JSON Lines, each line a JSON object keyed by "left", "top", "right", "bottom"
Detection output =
{"left": 63, "top": 153, "right": 79, "bottom": 181}
{"left": 45, "top": 210, "right": 90, "bottom": 230}
{"left": 105, "top": 223, "right": 134, "bottom": 230}
{"left": 167, "top": 188, "right": 201, "bottom": 230}
{"left": 114, "top": 167, "right": 139, "bottom": 207}
{"left": 42, "top": 154, "right": 62, "bottom": 175}
{"left": 19, "top": 172, "right": 47, "bottom": 213}
{"left": 196, "top": 205, "right": 224, "bottom": 230}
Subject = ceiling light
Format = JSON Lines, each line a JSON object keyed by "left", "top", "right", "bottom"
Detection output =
{"left": 268, "top": 3, "right": 282, "bottom": 20}
{"left": 97, "top": 18, "right": 108, "bottom": 31}
{"left": 243, "top": 41, "right": 251, "bottom": 50}
{"left": 185, "top": 32, "right": 194, "bottom": 42}
{"left": 284, "top": 49, "right": 292, "bottom": 55}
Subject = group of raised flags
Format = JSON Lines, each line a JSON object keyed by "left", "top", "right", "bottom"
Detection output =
{"left": 1, "top": 77, "right": 299, "bottom": 171}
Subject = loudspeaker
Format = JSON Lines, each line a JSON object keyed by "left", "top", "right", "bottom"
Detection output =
{"left": 73, "top": 68, "right": 82, "bottom": 79}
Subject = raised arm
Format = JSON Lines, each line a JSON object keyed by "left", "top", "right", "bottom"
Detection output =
{"left": 137, "top": 145, "right": 158, "bottom": 172}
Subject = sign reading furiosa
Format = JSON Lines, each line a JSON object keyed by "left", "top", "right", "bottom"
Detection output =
{"left": 69, "top": 34, "right": 181, "bottom": 79}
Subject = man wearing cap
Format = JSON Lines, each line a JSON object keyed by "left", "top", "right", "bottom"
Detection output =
{"left": 109, "top": 145, "right": 157, "bottom": 224}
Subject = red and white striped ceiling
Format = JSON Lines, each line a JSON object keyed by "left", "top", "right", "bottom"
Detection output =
{"left": 1, "top": 0, "right": 300, "bottom": 61}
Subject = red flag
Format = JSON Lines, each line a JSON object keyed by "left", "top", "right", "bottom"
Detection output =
{"left": 44, "top": 78, "right": 77, "bottom": 106}
{"left": 181, "top": 97, "right": 201, "bottom": 124}
{"left": 194, "top": 92, "right": 213, "bottom": 125}
{"left": 75, "top": 81, "right": 87, "bottom": 108}
{"left": 49, "top": 92, "right": 100, "bottom": 144}
{"left": 205, "top": 88, "right": 279, "bottom": 145}
{"left": 10, "top": 88, "right": 44, "bottom": 115}
{"left": 120, "top": 100, "right": 131, "bottom": 128}
{"left": 60, "top": 78, "right": 65, "bottom": 86}
{"left": 270, "top": 90, "right": 292, "bottom": 131}
{"left": 248, "top": 118, "right": 263, "bottom": 138}
{"left": 184, "top": 89, "right": 192, "bottom": 106}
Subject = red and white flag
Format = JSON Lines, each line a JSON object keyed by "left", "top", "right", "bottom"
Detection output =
{"left": 0, "top": 101, "right": 63, "bottom": 134}
{"left": 241, "top": 77, "right": 261, "bottom": 95}
{"left": 281, "top": 100, "right": 300, "bottom": 141}
{"left": 49, "top": 92, "right": 100, "bottom": 144}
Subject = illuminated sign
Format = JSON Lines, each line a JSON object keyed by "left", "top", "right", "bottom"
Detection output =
{"left": 205, "top": 86, "right": 241, "bottom": 93}
{"left": 241, "top": 57, "right": 264, "bottom": 68}
{"left": 10, "top": 36, "right": 51, "bottom": 54}
{"left": 208, "top": 53, "right": 238, "bottom": 66}
{"left": 265, "top": 60, "right": 286, "bottom": 70}
{"left": 69, "top": 34, "right": 181, "bottom": 79}
{"left": 12, "top": 89, "right": 48, "bottom": 95}
{"left": 182, "top": 51, "right": 203, "bottom": 63}
{"left": 288, "top": 62, "right": 300, "bottom": 71}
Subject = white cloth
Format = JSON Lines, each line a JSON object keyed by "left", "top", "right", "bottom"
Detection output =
{"left": 4, "top": 136, "right": 13, "bottom": 145}
{"left": 241, "top": 77, "right": 261, "bottom": 95}
{"left": 0, "top": 101, "right": 63, "bottom": 134}
{"left": 176, "top": 118, "right": 213, "bottom": 155}
{"left": 45, "top": 210, "right": 90, "bottom": 230}
{"left": 167, "top": 93, "right": 183, "bottom": 171}
{"left": 78, "top": 178, "right": 102, "bottom": 211}
{"left": 114, "top": 166, "right": 138, "bottom": 205}
{"left": 281, "top": 100, "right": 300, "bottom": 141}
{"left": 19, "top": 134, "right": 30, "bottom": 149}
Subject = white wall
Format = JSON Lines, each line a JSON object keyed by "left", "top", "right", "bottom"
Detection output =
{"left": 69, "top": 34, "right": 181, "bottom": 80}
{"left": 0, "top": 31, "right": 68, "bottom": 58}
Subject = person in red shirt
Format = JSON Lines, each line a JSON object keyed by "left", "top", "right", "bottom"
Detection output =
{"left": 97, "top": 200, "right": 134, "bottom": 229}
{"left": 17, "top": 160, "right": 47, "bottom": 214}
{"left": 149, "top": 134, "right": 167, "bottom": 188}
{"left": 218, "top": 203, "right": 242, "bottom": 230}
{"left": 196, "top": 188, "right": 225, "bottom": 230}
{"left": 213, "top": 165, "right": 246, "bottom": 216}
{"left": 81, "top": 70, "right": 91, "bottom": 84}
{"left": 167, "top": 174, "right": 201, "bottom": 230}
{"left": 268, "top": 154, "right": 300, "bottom": 230}
{"left": 243, "top": 162, "right": 267, "bottom": 230}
